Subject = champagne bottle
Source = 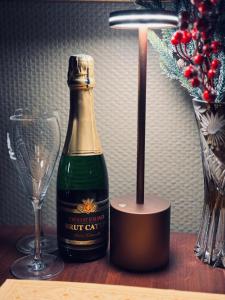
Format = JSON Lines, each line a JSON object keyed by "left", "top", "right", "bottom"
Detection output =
{"left": 57, "top": 55, "right": 109, "bottom": 262}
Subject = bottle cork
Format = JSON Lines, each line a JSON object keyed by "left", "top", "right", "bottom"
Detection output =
{"left": 67, "top": 54, "right": 95, "bottom": 88}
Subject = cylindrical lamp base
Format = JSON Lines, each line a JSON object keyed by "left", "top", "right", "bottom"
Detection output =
{"left": 110, "top": 195, "right": 170, "bottom": 272}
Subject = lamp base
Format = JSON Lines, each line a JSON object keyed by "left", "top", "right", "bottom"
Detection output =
{"left": 110, "top": 195, "right": 170, "bottom": 272}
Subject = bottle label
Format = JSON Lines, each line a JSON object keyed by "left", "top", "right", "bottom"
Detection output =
{"left": 58, "top": 195, "right": 109, "bottom": 248}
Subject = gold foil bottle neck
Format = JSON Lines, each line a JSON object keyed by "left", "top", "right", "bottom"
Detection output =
{"left": 68, "top": 54, "right": 95, "bottom": 89}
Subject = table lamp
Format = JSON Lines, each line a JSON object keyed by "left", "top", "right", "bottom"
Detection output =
{"left": 109, "top": 9, "right": 178, "bottom": 272}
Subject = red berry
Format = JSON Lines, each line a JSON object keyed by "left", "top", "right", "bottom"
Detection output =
{"left": 171, "top": 37, "right": 179, "bottom": 45}
{"left": 211, "top": 59, "right": 220, "bottom": 69}
{"left": 190, "top": 77, "right": 200, "bottom": 87}
{"left": 171, "top": 31, "right": 183, "bottom": 45}
{"left": 201, "top": 31, "right": 209, "bottom": 41}
{"left": 184, "top": 66, "right": 194, "bottom": 78}
{"left": 198, "top": 3, "right": 208, "bottom": 15}
{"left": 203, "top": 90, "right": 215, "bottom": 102}
{"left": 203, "top": 44, "right": 211, "bottom": 56}
{"left": 181, "top": 30, "right": 192, "bottom": 44}
{"left": 211, "top": 41, "right": 222, "bottom": 53}
{"left": 191, "top": 0, "right": 201, "bottom": 5}
{"left": 210, "top": 0, "right": 218, "bottom": 4}
{"left": 191, "top": 28, "right": 199, "bottom": 40}
{"left": 208, "top": 69, "right": 216, "bottom": 79}
{"left": 174, "top": 31, "right": 183, "bottom": 42}
{"left": 194, "top": 54, "right": 204, "bottom": 64}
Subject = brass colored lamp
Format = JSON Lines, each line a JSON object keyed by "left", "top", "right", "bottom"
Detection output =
{"left": 109, "top": 9, "right": 178, "bottom": 272}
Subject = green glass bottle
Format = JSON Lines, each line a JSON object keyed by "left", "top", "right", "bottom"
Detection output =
{"left": 57, "top": 55, "right": 109, "bottom": 262}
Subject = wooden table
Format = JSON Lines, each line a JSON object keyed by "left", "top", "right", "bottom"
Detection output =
{"left": 0, "top": 226, "right": 224, "bottom": 294}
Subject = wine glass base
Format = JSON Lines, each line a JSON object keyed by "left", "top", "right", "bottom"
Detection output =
{"left": 16, "top": 234, "right": 58, "bottom": 254}
{"left": 10, "top": 254, "right": 64, "bottom": 280}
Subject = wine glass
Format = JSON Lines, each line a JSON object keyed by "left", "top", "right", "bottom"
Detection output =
{"left": 7, "top": 108, "right": 64, "bottom": 279}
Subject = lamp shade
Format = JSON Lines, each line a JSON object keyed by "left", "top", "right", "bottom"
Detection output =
{"left": 109, "top": 9, "right": 178, "bottom": 29}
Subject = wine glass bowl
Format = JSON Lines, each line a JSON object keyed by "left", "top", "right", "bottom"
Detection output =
{"left": 8, "top": 110, "right": 59, "bottom": 205}
{"left": 7, "top": 109, "right": 64, "bottom": 279}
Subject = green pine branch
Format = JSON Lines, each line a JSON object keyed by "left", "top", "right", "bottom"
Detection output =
{"left": 216, "top": 52, "right": 225, "bottom": 102}
{"left": 148, "top": 30, "right": 201, "bottom": 99}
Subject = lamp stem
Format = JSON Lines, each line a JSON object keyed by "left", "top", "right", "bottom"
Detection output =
{"left": 136, "top": 27, "right": 147, "bottom": 205}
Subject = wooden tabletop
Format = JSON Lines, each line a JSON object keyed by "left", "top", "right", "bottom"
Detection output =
{"left": 0, "top": 226, "right": 224, "bottom": 294}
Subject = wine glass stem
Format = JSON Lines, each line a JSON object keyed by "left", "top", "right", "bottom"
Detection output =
{"left": 40, "top": 209, "right": 44, "bottom": 237}
{"left": 33, "top": 204, "right": 42, "bottom": 264}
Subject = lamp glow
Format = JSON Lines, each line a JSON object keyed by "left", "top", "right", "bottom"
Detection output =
{"left": 109, "top": 10, "right": 178, "bottom": 29}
